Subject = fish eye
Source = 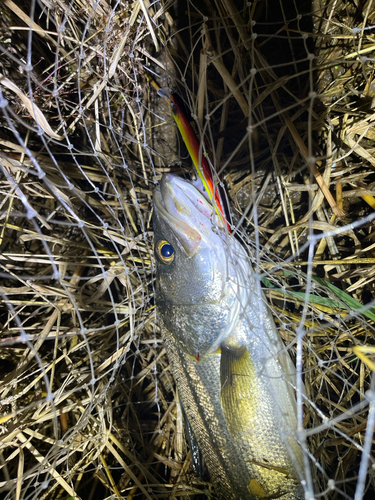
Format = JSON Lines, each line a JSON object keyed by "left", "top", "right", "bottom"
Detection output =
{"left": 156, "top": 240, "right": 175, "bottom": 264}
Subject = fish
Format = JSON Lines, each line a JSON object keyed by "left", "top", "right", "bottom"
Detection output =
{"left": 153, "top": 173, "right": 306, "bottom": 499}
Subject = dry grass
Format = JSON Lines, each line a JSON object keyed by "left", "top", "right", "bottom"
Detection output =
{"left": 1, "top": 0, "right": 375, "bottom": 498}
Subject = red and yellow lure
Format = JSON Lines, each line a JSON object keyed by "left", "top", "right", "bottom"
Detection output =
{"left": 158, "top": 88, "right": 230, "bottom": 232}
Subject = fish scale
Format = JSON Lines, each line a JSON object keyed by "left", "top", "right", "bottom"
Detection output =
{"left": 153, "top": 173, "right": 307, "bottom": 499}
{"left": 162, "top": 324, "right": 251, "bottom": 499}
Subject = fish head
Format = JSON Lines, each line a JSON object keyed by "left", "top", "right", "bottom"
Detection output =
{"left": 153, "top": 173, "right": 238, "bottom": 360}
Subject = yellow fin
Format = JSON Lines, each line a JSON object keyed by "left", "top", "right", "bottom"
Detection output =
{"left": 220, "top": 343, "right": 255, "bottom": 429}
{"left": 248, "top": 478, "right": 268, "bottom": 498}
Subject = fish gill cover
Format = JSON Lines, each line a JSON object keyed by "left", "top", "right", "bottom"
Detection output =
{"left": 0, "top": 0, "right": 375, "bottom": 498}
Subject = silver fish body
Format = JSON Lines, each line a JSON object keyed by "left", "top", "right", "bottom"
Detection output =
{"left": 153, "top": 173, "right": 306, "bottom": 499}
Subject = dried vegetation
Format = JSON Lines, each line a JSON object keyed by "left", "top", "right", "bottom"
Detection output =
{"left": 1, "top": 0, "right": 375, "bottom": 498}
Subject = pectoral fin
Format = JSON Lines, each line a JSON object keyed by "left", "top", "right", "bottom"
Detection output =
{"left": 220, "top": 343, "right": 254, "bottom": 432}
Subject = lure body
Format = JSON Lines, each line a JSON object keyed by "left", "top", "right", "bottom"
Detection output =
{"left": 158, "top": 89, "right": 229, "bottom": 229}
{"left": 153, "top": 173, "right": 305, "bottom": 499}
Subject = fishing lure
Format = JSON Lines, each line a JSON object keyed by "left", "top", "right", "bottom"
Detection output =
{"left": 158, "top": 88, "right": 230, "bottom": 230}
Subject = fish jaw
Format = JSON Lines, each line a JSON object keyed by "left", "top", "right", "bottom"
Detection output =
{"left": 158, "top": 173, "right": 225, "bottom": 252}
{"left": 160, "top": 173, "right": 214, "bottom": 224}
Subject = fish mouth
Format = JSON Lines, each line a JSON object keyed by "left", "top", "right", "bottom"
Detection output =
{"left": 154, "top": 173, "right": 221, "bottom": 256}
